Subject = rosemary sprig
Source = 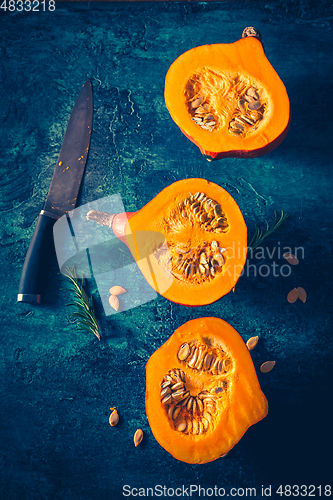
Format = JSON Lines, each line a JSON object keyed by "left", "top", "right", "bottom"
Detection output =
{"left": 248, "top": 211, "right": 289, "bottom": 250}
{"left": 62, "top": 266, "right": 101, "bottom": 341}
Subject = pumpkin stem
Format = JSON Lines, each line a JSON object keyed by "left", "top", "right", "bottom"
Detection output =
{"left": 242, "top": 27, "right": 262, "bottom": 43}
{"left": 86, "top": 210, "right": 116, "bottom": 227}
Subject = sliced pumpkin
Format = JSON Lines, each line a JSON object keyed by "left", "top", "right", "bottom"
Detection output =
{"left": 146, "top": 317, "right": 268, "bottom": 464}
{"left": 124, "top": 178, "right": 247, "bottom": 306}
{"left": 165, "top": 28, "right": 290, "bottom": 160}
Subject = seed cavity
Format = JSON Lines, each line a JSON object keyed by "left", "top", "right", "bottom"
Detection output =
{"left": 161, "top": 339, "right": 232, "bottom": 436}
{"left": 185, "top": 70, "right": 267, "bottom": 136}
{"left": 156, "top": 192, "right": 229, "bottom": 285}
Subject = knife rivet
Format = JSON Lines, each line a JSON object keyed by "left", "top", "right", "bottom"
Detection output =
{"left": 59, "top": 161, "right": 62, "bottom": 166}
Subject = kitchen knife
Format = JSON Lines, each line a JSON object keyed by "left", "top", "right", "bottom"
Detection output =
{"left": 17, "top": 80, "right": 93, "bottom": 303}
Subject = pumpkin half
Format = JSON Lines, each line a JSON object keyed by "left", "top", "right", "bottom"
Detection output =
{"left": 87, "top": 179, "right": 247, "bottom": 306}
{"left": 146, "top": 317, "right": 268, "bottom": 464}
{"left": 124, "top": 178, "right": 247, "bottom": 306}
{"left": 164, "top": 27, "right": 290, "bottom": 160}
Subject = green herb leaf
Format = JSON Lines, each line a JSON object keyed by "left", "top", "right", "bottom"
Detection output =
{"left": 248, "top": 211, "right": 289, "bottom": 251}
{"left": 62, "top": 266, "right": 101, "bottom": 341}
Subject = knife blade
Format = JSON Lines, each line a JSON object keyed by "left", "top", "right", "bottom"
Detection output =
{"left": 17, "top": 80, "right": 93, "bottom": 303}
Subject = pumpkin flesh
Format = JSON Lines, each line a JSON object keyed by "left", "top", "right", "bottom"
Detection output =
{"left": 146, "top": 317, "right": 268, "bottom": 464}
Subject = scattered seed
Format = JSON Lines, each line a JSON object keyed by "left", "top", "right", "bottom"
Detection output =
{"left": 109, "top": 286, "right": 126, "bottom": 295}
{"left": 246, "top": 336, "right": 259, "bottom": 351}
{"left": 283, "top": 253, "right": 299, "bottom": 265}
{"left": 297, "top": 287, "right": 307, "bottom": 303}
{"left": 134, "top": 429, "right": 143, "bottom": 447}
{"left": 109, "top": 407, "right": 119, "bottom": 426}
{"left": 109, "top": 294, "right": 119, "bottom": 311}
{"left": 260, "top": 361, "right": 276, "bottom": 373}
{"left": 287, "top": 288, "right": 299, "bottom": 303}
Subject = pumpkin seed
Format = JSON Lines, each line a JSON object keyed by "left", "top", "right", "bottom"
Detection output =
{"left": 246, "top": 336, "right": 259, "bottom": 351}
{"left": 181, "top": 394, "right": 190, "bottom": 406}
{"left": 161, "top": 393, "right": 172, "bottom": 404}
{"left": 248, "top": 100, "right": 261, "bottom": 111}
{"left": 297, "top": 287, "right": 307, "bottom": 303}
{"left": 284, "top": 253, "right": 299, "bottom": 265}
{"left": 287, "top": 288, "right": 299, "bottom": 304}
{"left": 168, "top": 406, "right": 175, "bottom": 419}
{"left": 203, "top": 353, "right": 213, "bottom": 370}
{"left": 212, "top": 386, "right": 224, "bottom": 395}
{"left": 243, "top": 94, "right": 255, "bottom": 103}
{"left": 109, "top": 286, "right": 126, "bottom": 295}
{"left": 217, "top": 360, "right": 224, "bottom": 374}
{"left": 260, "top": 361, "right": 276, "bottom": 373}
{"left": 194, "top": 346, "right": 205, "bottom": 370}
{"left": 201, "top": 417, "right": 209, "bottom": 431}
{"left": 239, "top": 99, "right": 246, "bottom": 112}
{"left": 203, "top": 411, "right": 212, "bottom": 423}
{"left": 199, "top": 264, "right": 206, "bottom": 275}
{"left": 188, "top": 347, "right": 199, "bottom": 367}
{"left": 187, "top": 397, "right": 194, "bottom": 411}
{"left": 109, "top": 408, "right": 119, "bottom": 426}
{"left": 214, "top": 204, "right": 221, "bottom": 217}
{"left": 172, "top": 389, "right": 186, "bottom": 401}
{"left": 186, "top": 418, "right": 192, "bottom": 433}
{"left": 247, "top": 87, "right": 259, "bottom": 99}
{"left": 197, "top": 398, "right": 204, "bottom": 413}
{"left": 160, "top": 387, "right": 171, "bottom": 397}
{"left": 223, "top": 358, "right": 232, "bottom": 370}
{"left": 176, "top": 422, "right": 187, "bottom": 432}
{"left": 178, "top": 342, "right": 191, "bottom": 361}
{"left": 213, "top": 253, "right": 224, "bottom": 267}
{"left": 191, "top": 96, "right": 203, "bottom": 108}
{"left": 109, "top": 294, "right": 119, "bottom": 311}
{"left": 134, "top": 429, "right": 143, "bottom": 447}
{"left": 173, "top": 405, "right": 181, "bottom": 420}
{"left": 192, "top": 418, "right": 199, "bottom": 435}
{"left": 171, "top": 382, "right": 184, "bottom": 391}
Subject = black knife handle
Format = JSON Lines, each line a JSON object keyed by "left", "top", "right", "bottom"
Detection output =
{"left": 17, "top": 210, "right": 59, "bottom": 303}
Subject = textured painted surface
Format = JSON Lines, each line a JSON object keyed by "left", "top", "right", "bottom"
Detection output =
{"left": 0, "top": 1, "right": 332, "bottom": 498}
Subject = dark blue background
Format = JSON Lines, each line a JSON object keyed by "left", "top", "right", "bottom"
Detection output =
{"left": 0, "top": 1, "right": 332, "bottom": 498}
